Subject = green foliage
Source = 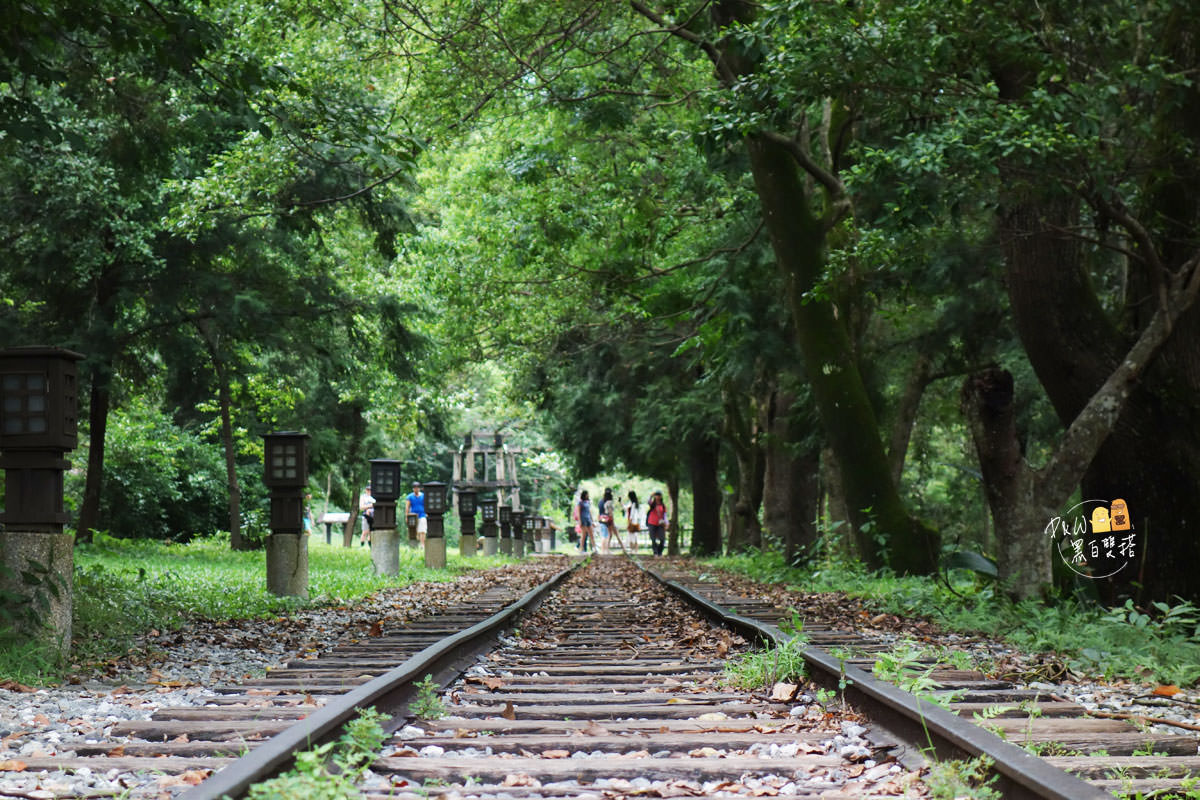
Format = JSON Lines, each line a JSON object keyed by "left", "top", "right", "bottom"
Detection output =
{"left": 872, "top": 640, "right": 940, "bottom": 698}
{"left": 0, "top": 536, "right": 511, "bottom": 683}
{"left": 408, "top": 675, "right": 446, "bottom": 720}
{"left": 924, "top": 755, "right": 1001, "bottom": 800}
{"left": 707, "top": 552, "right": 1200, "bottom": 687}
{"left": 243, "top": 707, "right": 386, "bottom": 800}
{"left": 722, "top": 634, "right": 808, "bottom": 690}
{"left": 79, "top": 397, "right": 230, "bottom": 541}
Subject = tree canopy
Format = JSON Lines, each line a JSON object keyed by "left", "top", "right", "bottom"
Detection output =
{"left": 3, "top": 0, "right": 1199, "bottom": 603}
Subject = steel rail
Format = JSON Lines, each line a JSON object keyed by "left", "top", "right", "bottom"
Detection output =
{"left": 639, "top": 562, "right": 1111, "bottom": 800}
{"left": 183, "top": 561, "right": 579, "bottom": 800}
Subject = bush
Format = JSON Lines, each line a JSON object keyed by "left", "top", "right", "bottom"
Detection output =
{"left": 83, "top": 397, "right": 230, "bottom": 540}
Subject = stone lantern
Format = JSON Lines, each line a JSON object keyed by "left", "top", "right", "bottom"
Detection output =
{"left": 262, "top": 432, "right": 310, "bottom": 597}
{"left": 511, "top": 510, "right": 526, "bottom": 558}
{"left": 368, "top": 458, "right": 401, "bottom": 576}
{"left": 423, "top": 480, "right": 448, "bottom": 568}
{"left": 457, "top": 489, "right": 478, "bottom": 557}
{"left": 0, "top": 346, "right": 83, "bottom": 654}
{"left": 498, "top": 505, "right": 513, "bottom": 556}
{"left": 479, "top": 497, "right": 499, "bottom": 556}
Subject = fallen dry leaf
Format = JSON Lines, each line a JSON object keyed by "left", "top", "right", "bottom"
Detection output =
{"left": 0, "top": 680, "right": 35, "bottom": 693}
{"left": 769, "top": 682, "right": 799, "bottom": 702}
{"left": 1153, "top": 685, "right": 1181, "bottom": 697}
{"left": 0, "top": 760, "right": 27, "bottom": 772}
{"left": 367, "top": 620, "right": 384, "bottom": 637}
{"left": 502, "top": 773, "right": 541, "bottom": 787}
{"left": 501, "top": 701, "right": 517, "bottom": 720}
{"left": 540, "top": 749, "right": 570, "bottom": 758}
{"left": 172, "top": 734, "right": 190, "bottom": 744}
{"left": 581, "top": 720, "right": 610, "bottom": 736}
{"left": 107, "top": 745, "right": 126, "bottom": 757}
{"left": 179, "top": 769, "right": 209, "bottom": 785}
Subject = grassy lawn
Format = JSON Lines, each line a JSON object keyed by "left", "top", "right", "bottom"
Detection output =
{"left": 2, "top": 533, "right": 517, "bottom": 685}
{"left": 703, "top": 551, "right": 1200, "bottom": 688}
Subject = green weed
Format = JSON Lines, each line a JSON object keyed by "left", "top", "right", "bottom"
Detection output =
{"left": 722, "top": 634, "right": 808, "bottom": 690}
{"left": 243, "top": 707, "right": 386, "bottom": 800}
{"left": 408, "top": 675, "right": 446, "bottom": 720}
{"left": 924, "top": 754, "right": 1001, "bottom": 800}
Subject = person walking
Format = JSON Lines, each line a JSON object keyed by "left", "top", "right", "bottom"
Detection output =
{"left": 358, "top": 486, "right": 375, "bottom": 546}
{"left": 623, "top": 490, "right": 643, "bottom": 552}
{"left": 646, "top": 491, "right": 668, "bottom": 556}
{"left": 598, "top": 488, "right": 622, "bottom": 554}
{"left": 575, "top": 490, "right": 594, "bottom": 553}
{"left": 405, "top": 482, "right": 427, "bottom": 546}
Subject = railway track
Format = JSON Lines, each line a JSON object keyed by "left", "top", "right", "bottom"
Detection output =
{"left": 5, "top": 555, "right": 1196, "bottom": 798}
{"left": 360, "top": 557, "right": 923, "bottom": 798}
{"left": 655, "top": 563, "right": 1200, "bottom": 799}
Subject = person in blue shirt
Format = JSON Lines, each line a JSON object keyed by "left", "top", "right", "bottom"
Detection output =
{"left": 405, "top": 483, "right": 428, "bottom": 545}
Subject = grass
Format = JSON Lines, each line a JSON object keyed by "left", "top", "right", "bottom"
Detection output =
{"left": 705, "top": 550, "right": 1200, "bottom": 688}
{"left": 722, "top": 633, "right": 809, "bottom": 690}
{"left": 0, "top": 532, "right": 519, "bottom": 684}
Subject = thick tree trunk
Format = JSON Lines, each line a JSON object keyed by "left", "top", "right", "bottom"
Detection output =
{"left": 688, "top": 435, "right": 722, "bottom": 556}
{"left": 74, "top": 363, "right": 112, "bottom": 543}
{"left": 961, "top": 369, "right": 1051, "bottom": 599}
{"left": 725, "top": 444, "right": 764, "bottom": 553}
{"left": 762, "top": 388, "right": 820, "bottom": 565}
{"left": 820, "top": 446, "right": 850, "bottom": 556}
{"left": 743, "top": 134, "right": 939, "bottom": 574}
{"left": 1003, "top": 196, "right": 1200, "bottom": 602}
{"left": 993, "top": 25, "right": 1200, "bottom": 602}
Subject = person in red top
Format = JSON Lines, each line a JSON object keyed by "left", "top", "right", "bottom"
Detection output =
{"left": 645, "top": 491, "right": 668, "bottom": 556}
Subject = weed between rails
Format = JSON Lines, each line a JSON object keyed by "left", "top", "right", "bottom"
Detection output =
{"left": 924, "top": 754, "right": 1001, "bottom": 800}
{"left": 243, "top": 708, "right": 386, "bottom": 800}
{"left": 722, "top": 633, "right": 809, "bottom": 690}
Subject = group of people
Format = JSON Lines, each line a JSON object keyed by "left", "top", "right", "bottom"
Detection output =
{"left": 573, "top": 488, "right": 669, "bottom": 555}
{"left": 358, "top": 482, "right": 428, "bottom": 546}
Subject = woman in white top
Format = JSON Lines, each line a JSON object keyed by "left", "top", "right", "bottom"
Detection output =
{"left": 623, "top": 491, "right": 643, "bottom": 552}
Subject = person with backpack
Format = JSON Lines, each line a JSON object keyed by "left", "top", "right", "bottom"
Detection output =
{"left": 623, "top": 491, "right": 643, "bottom": 552}
{"left": 646, "top": 491, "right": 668, "bottom": 556}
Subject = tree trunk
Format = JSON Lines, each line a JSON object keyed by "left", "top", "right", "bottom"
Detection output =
{"left": 762, "top": 388, "right": 821, "bottom": 565}
{"left": 1002, "top": 194, "right": 1200, "bottom": 602}
{"left": 213, "top": 356, "right": 243, "bottom": 550}
{"left": 820, "top": 446, "right": 850, "bottom": 557}
{"left": 724, "top": 393, "right": 764, "bottom": 553}
{"left": 743, "top": 133, "right": 939, "bottom": 574}
{"left": 194, "top": 320, "right": 244, "bottom": 550}
{"left": 341, "top": 403, "right": 368, "bottom": 547}
{"left": 888, "top": 352, "right": 933, "bottom": 488}
{"left": 666, "top": 475, "right": 681, "bottom": 556}
{"left": 688, "top": 435, "right": 722, "bottom": 556}
{"left": 631, "top": 0, "right": 939, "bottom": 574}
{"left": 74, "top": 362, "right": 112, "bottom": 543}
{"left": 961, "top": 368, "right": 1051, "bottom": 599}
